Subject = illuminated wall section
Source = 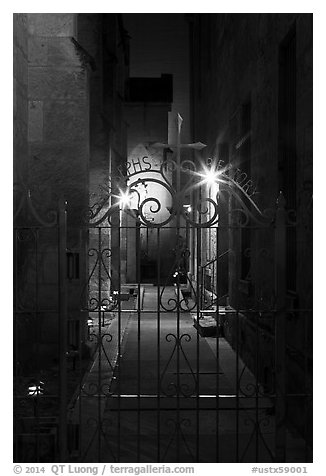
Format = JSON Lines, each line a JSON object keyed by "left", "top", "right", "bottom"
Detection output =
{"left": 124, "top": 97, "right": 173, "bottom": 283}
{"left": 124, "top": 143, "right": 175, "bottom": 283}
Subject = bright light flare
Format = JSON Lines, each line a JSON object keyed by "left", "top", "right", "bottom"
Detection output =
{"left": 119, "top": 191, "right": 131, "bottom": 208}
{"left": 28, "top": 381, "right": 44, "bottom": 397}
{"left": 200, "top": 164, "right": 221, "bottom": 186}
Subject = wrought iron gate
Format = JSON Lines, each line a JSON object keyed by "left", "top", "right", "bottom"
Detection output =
{"left": 14, "top": 185, "right": 68, "bottom": 462}
{"left": 14, "top": 153, "right": 312, "bottom": 463}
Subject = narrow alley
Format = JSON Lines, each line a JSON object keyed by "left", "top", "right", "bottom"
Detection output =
{"left": 13, "top": 12, "right": 313, "bottom": 466}
{"left": 69, "top": 287, "right": 307, "bottom": 463}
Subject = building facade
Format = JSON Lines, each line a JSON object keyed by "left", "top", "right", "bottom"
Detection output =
{"left": 13, "top": 14, "right": 129, "bottom": 461}
{"left": 188, "top": 13, "right": 313, "bottom": 446}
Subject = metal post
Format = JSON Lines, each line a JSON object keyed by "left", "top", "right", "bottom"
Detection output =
{"left": 274, "top": 192, "right": 287, "bottom": 462}
{"left": 196, "top": 227, "right": 201, "bottom": 462}
{"left": 215, "top": 226, "right": 220, "bottom": 463}
{"left": 58, "top": 198, "right": 68, "bottom": 461}
{"left": 136, "top": 214, "right": 141, "bottom": 462}
{"left": 156, "top": 227, "right": 161, "bottom": 462}
{"left": 175, "top": 114, "right": 181, "bottom": 462}
{"left": 98, "top": 227, "right": 102, "bottom": 461}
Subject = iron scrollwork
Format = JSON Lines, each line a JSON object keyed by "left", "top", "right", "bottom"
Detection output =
{"left": 160, "top": 333, "right": 198, "bottom": 397}
{"left": 84, "top": 156, "right": 273, "bottom": 228}
{"left": 80, "top": 247, "right": 118, "bottom": 312}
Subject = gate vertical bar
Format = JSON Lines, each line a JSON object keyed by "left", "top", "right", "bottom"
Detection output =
{"left": 157, "top": 227, "right": 161, "bottom": 461}
{"left": 255, "top": 309, "right": 259, "bottom": 461}
{"left": 195, "top": 226, "right": 200, "bottom": 462}
{"left": 58, "top": 198, "right": 68, "bottom": 461}
{"left": 34, "top": 228, "right": 40, "bottom": 462}
{"left": 236, "top": 309, "right": 240, "bottom": 462}
{"left": 304, "top": 310, "right": 308, "bottom": 461}
{"left": 176, "top": 115, "right": 182, "bottom": 462}
{"left": 215, "top": 226, "right": 220, "bottom": 463}
{"left": 98, "top": 227, "right": 102, "bottom": 461}
{"left": 136, "top": 217, "right": 141, "bottom": 462}
{"left": 14, "top": 228, "right": 18, "bottom": 462}
{"left": 274, "top": 192, "right": 287, "bottom": 462}
{"left": 195, "top": 188, "right": 202, "bottom": 463}
{"left": 176, "top": 238, "right": 180, "bottom": 462}
{"left": 117, "top": 215, "right": 122, "bottom": 462}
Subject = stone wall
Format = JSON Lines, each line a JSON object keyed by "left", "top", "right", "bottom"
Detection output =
{"left": 190, "top": 13, "right": 313, "bottom": 305}
{"left": 189, "top": 13, "right": 313, "bottom": 445}
{"left": 26, "top": 13, "right": 89, "bottom": 226}
{"left": 14, "top": 14, "right": 29, "bottom": 184}
{"left": 77, "top": 14, "right": 129, "bottom": 294}
{"left": 14, "top": 13, "right": 92, "bottom": 370}
{"left": 190, "top": 14, "right": 312, "bottom": 305}
{"left": 14, "top": 12, "right": 131, "bottom": 385}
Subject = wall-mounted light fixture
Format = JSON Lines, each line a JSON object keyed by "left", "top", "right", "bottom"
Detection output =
{"left": 28, "top": 379, "right": 45, "bottom": 416}
{"left": 195, "top": 159, "right": 225, "bottom": 188}
{"left": 201, "top": 166, "right": 221, "bottom": 186}
{"left": 87, "top": 319, "right": 93, "bottom": 338}
{"left": 28, "top": 380, "right": 45, "bottom": 397}
{"left": 119, "top": 190, "right": 131, "bottom": 208}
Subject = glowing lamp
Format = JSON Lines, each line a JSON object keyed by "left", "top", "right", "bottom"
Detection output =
{"left": 204, "top": 168, "right": 219, "bottom": 185}
{"left": 28, "top": 380, "right": 44, "bottom": 397}
{"left": 119, "top": 191, "right": 131, "bottom": 208}
{"left": 198, "top": 163, "right": 221, "bottom": 187}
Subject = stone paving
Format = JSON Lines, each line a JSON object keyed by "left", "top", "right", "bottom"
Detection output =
{"left": 68, "top": 286, "right": 308, "bottom": 463}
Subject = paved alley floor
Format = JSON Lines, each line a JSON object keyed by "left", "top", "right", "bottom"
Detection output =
{"left": 72, "top": 286, "right": 307, "bottom": 463}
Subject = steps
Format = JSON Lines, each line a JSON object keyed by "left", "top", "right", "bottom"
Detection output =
{"left": 192, "top": 307, "right": 227, "bottom": 337}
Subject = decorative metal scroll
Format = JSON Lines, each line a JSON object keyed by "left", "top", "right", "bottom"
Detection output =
{"left": 80, "top": 246, "right": 118, "bottom": 312}
{"left": 240, "top": 413, "right": 275, "bottom": 462}
{"left": 162, "top": 418, "right": 195, "bottom": 462}
{"left": 83, "top": 142, "right": 277, "bottom": 314}
{"left": 14, "top": 183, "right": 58, "bottom": 227}
{"left": 160, "top": 333, "right": 198, "bottom": 397}
{"left": 85, "top": 157, "right": 275, "bottom": 229}
{"left": 159, "top": 242, "right": 197, "bottom": 312}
